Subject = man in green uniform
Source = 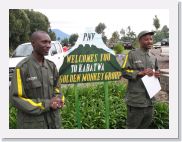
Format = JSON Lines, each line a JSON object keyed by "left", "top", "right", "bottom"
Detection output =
{"left": 10, "top": 31, "right": 64, "bottom": 129}
{"left": 121, "top": 30, "right": 160, "bottom": 129}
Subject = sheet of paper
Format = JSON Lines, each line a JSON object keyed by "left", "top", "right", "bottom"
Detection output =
{"left": 141, "top": 75, "right": 161, "bottom": 98}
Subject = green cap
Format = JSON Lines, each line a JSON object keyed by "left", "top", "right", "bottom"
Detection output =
{"left": 138, "top": 31, "right": 154, "bottom": 40}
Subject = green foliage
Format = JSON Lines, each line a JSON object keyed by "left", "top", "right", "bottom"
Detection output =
{"left": 95, "top": 23, "right": 108, "bottom": 44}
{"left": 153, "top": 15, "right": 160, "bottom": 30}
{"left": 9, "top": 104, "right": 17, "bottom": 129}
{"left": 48, "top": 30, "right": 56, "bottom": 41}
{"left": 102, "top": 35, "right": 107, "bottom": 44}
{"left": 9, "top": 82, "right": 169, "bottom": 129}
{"left": 153, "top": 25, "right": 169, "bottom": 43}
{"left": 69, "top": 33, "right": 79, "bottom": 47}
{"left": 60, "top": 82, "right": 127, "bottom": 129}
{"left": 9, "top": 9, "right": 53, "bottom": 52}
{"left": 149, "top": 102, "right": 169, "bottom": 129}
{"left": 108, "top": 31, "right": 120, "bottom": 48}
{"left": 24, "top": 10, "right": 50, "bottom": 34}
{"left": 113, "top": 43, "right": 124, "bottom": 54}
{"left": 120, "top": 26, "right": 136, "bottom": 43}
{"left": 95, "top": 23, "right": 106, "bottom": 34}
{"left": 161, "top": 25, "right": 169, "bottom": 38}
{"left": 9, "top": 9, "right": 30, "bottom": 50}
{"left": 61, "top": 38, "right": 69, "bottom": 45}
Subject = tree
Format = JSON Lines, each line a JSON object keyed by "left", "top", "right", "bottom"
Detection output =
{"left": 113, "top": 43, "right": 124, "bottom": 54}
{"left": 24, "top": 10, "right": 50, "bottom": 34}
{"left": 9, "top": 9, "right": 54, "bottom": 52}
{"left": 153, "top": 15, "right": 160, "bottom": 31}
{"left": 120, "top": 26, "right": 136, "bottom": 43}
{"left": 95, "top": 23, "right": 107, "bottom": 44}
{"left": 48, "top": 29, "right": 56, "bottom": 41}
{"left": 153, "top": 25, "right": 169, "bottom": 43}
{"left": 9, "top": 9, "right": 30, "bottom": 50}
{"left": 161, "top": 25, "right": 169, "bottom": 38}
{"left": 61, "top": 38, "right": 69, "bottom": 46}
{"left": 108, "top": 31, "right": 120, "bottom": 48}
{"left": 127, "top": 26, "right": 131, "bottom": 34}
{"left": 120, "top": 28, "right": 125, "bottom": 37}
{"left": 102, "top": 35, "right": 108, "bottom": 44}
{"left": 69, "top": 33, "right": 79, "bottom": 47}
{"left": 95, "top": 23, "right": 106, "bottom": 34}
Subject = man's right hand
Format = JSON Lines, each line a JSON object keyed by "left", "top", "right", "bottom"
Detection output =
{"left": 50, "top": 97, "right": 62, "bottom": 110}
{"left": 138, "top": 68, "right": 154, "bottom": 77}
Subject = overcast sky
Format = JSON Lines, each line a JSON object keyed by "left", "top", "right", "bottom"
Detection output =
{"left": 35, "top": 9, "right": 169, "bottom": 38}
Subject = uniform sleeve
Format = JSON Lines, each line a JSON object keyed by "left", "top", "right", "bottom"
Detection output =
{"left": 10, "top": 67, "right": 50, "bottom": 116}
{"left": 52, "top": 65, "right": 65, "bottom": 102}
{"left": 121, "top": 52, "right": 140, "bottom": 80}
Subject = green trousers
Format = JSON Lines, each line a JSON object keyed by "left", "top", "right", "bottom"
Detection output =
{"left": 126, "top": 105, "right": 153, "bottom": 129}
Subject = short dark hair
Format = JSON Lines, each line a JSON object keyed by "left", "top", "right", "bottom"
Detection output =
{"left": 30, "top": 31, "right": 48, "bottom": 42}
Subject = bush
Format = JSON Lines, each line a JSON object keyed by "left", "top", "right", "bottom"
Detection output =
{"left": 60, "top": 81, "right": 127, "bottom": 129}
{"left": 9, "top": 81, "right": 169, "bottom": 129}
{"left": 113, "top": 43, "right": 124, "bottom": 54}
{"left": 9, "top": 103, "right": 17, "bottom": 129}
{"left": 149, "top": 102, "right": 169, "bottom": 129}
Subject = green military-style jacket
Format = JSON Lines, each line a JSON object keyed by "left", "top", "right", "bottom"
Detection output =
{"left": 10, "top": 54, "right": 62, "bottom": 129}
{"left": 121, "top": 48, "right": 159, "bottom": 107}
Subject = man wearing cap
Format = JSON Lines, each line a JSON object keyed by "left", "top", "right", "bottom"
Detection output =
{"left": 121, "top": 30, "right": 160, "bottom": 129}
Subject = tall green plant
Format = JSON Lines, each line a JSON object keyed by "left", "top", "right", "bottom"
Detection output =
{"left": 150, "top": 102, "right": 169, "bottom": 129}
{"left": 9, "top": 82, "right": 169, "bottom": 129}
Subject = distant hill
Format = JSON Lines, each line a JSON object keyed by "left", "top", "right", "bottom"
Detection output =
{"left": 51, "top": 29, "right": 70, "bottom": 41}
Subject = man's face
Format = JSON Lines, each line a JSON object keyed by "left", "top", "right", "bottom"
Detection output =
{"left": 32, "top": 33, "right": 51, "bottom": 56}
{"left": 139, "top": 34, "right": 153, "bottom": 49}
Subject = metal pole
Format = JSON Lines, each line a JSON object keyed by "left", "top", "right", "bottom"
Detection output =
{"left": 74, "top": 83, "right": 81, "bottom": 128}
{"left": 104, "top": 81, "right": 109, "bottom": 128}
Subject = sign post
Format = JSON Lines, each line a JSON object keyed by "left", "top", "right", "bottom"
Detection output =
{"left": 74, "top": 83, "right": 81, "bottom": 128}
{"left": 59, "top": 28, "right": 123, "bottom": 128}
{"left": 104, "top": 81, "right": 109, "bottom": 128}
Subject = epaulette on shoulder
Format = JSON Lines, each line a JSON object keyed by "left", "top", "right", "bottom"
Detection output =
{"left": 45, "top": 58, "right": 56, "bottom": 67}
{"left": 46, "top": 58, "right": 54, "bottom": 64}
{"left": 149, "top": 51, "right": 155, "bottom": 56}
{"left": 16, "top": 57, "right": 30, "bottom": 68}
{"left": 128, "top": 48, "right": 136, "bottom": 54}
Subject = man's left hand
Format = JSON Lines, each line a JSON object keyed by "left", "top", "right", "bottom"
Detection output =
{"left": 154, "top": 71, "right": 160, "bottom": 78}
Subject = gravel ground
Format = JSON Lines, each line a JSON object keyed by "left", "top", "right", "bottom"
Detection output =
{"left": 150, "top": 48, "right": 169, "bottom": 102}
{"left": 154, "top": 91, "right": 169, "bottom": 102}
{"left": 150, "top": 48, "right": 169, "bottom": 69}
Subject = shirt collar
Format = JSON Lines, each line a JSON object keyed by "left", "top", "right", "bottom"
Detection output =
{"left": 139, "top": 48, "right": 151, "bottom": 56}
{"left": 30, "top": 54, "right": 49, "bottom": 69}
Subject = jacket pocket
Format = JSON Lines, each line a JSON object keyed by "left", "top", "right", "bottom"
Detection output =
{"left": 126, "top": 92, "right": 146, "bottom": 104}
{"left": 26, "top": 79, "right": 42, "bottom": 89}
{"left": 26, "top": 80, "right": 42, "bottom": 98}
{"left": 23, "top": 114, "right": 45, "bottom": 129}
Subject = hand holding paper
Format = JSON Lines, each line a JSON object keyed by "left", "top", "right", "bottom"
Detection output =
{"left": 141, "top": 75, "right": 161, "bottom": 98}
